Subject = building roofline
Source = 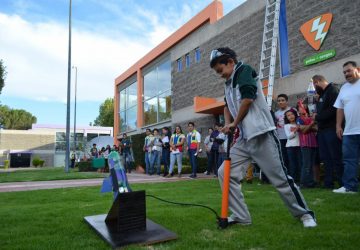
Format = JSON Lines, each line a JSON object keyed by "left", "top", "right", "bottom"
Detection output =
{"left": 114, "top": 0, "right": 223, "bottom": 86}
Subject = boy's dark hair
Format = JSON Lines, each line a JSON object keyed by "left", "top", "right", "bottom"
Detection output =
{"left": 188, "top": 122, "right": 195, "bottom": 127}
{"left": 146, "top": 128, "right": 151, "bottom": 133}
{"left": 277, "top": 94, "right": 289, "bottom": 101}
{"left": 153, "top": 128, "right": 159, "bottom": 133}
{"left": 284, "top": 109, "right": 298, "bottom": 124}
{"left": 210, "top": 47, "right": 238, "bottom": 68}
{"left": 343, "top": 61, "right": 357, "bottom": 68}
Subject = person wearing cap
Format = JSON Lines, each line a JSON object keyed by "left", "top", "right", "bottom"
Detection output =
{"left": 209, "top": 47, "right": 316, "bottom": 228}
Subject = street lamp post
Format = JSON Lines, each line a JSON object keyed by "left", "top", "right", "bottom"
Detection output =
{"left": 65, "top": 0, "right": 72, "bottom": 173}
{"left": 72, "top": 66, "right": 77, "bottom": 152}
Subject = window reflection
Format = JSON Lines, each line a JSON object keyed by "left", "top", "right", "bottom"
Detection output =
{"left": 158, "top": 91, "right": 171, "bottom": 122}
{"left": 143, "top": 57, "right": 171, "bottom": 126}
{"left": 118, "top": 81, "right": 138, "bottom": 132}
{"left": 126, "top": 105, "right": 137, "bottom": 131}
{"left": 144, "top": 97, "right": 158, "bottom": 125}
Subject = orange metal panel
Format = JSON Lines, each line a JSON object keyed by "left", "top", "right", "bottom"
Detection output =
{"left": 194, "top": 96, "right": 225, "bottom": 115}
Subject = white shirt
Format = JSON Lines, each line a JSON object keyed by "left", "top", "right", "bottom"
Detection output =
{"left": 275, "top": 107, "right": 291, "bottom": 140}
{"left": 284, "top": 124, "right": 300, "bottom": 147}
{"left": 334, "top": 79, "right": 360, "bottom": 135}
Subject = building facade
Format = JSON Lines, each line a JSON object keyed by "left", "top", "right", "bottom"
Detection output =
{"left": 114, "top": 0, "right": 360, "bottom": 137}
{"left": 0, "top": 125, "right": 113, "bottom": 168}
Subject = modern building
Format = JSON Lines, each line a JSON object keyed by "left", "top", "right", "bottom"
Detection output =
{"left": 114, "top": 0, "right": 360, "bottom": 137}
{"left": 0, "top": 124, "right": 113, "bottom": 168}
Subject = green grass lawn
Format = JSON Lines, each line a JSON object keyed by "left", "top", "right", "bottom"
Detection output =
{"left": 0, "top": 167, "right": 107, "bottom": 183}
{"left": 0, "top": 180, "right": 359, "bottom": 250}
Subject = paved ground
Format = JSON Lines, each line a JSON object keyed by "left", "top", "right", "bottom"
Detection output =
{"left": 0, "top": 173, "right": 216, "bottom": 192}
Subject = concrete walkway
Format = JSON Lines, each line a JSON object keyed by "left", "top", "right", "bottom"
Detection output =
{"left": 0, "top": 173, "right": 215, "bottom": 192}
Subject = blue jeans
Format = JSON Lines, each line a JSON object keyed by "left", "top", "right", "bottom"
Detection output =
{"left": 210, "top": 149, "right": 219, "bottom": 176}
{"left": 218, "top": 152, "right": 226, "bottom": 168}
{"left": 206, "top": 152, "right": 212, "bottom": 173}
{"left": 300, "top": 147, "right": 316, "bottom": 187}
{"left": 188, "top": 149, "right": 197, "bottom": 176}
{"left": 162, "top": 148, "right": 170, "bottom": 174}
{"left": 145, "top": 152, "right": 150, "bottom": 174}
{"left": 317, "top": 128, "right": 343, "bottom": 188}
{"left": 150, "top": 150, "right": 161, "bottom": 174}
{"left": 342, "top": 135, "right": 360, "bottom": 192}
{"left": 286, "top": 147, "right": 302, "bottom": 182}
{"left": 169, "top": 152, "right": 183, "bottom": 174}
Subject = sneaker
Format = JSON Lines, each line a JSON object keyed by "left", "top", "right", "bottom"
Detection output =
{"left": 189, "top": 175, "right": 197, "bottom": 179}
{"left": 300, "top": 214, "right": 317, "bottom": 228}
{"left": 166, "top": 173, "right": 173, "bottom": 178}
{"left": 333, "top": 186, "right": 356, "bottom": 194}
{"left": 204, "top": 171, "right": 208, "bottom": 174}
{"left": 227, "top": 217, "right": 251, "bottom": 226}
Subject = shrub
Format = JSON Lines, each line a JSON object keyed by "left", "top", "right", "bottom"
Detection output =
{"left": 32, "top": 156, "right": 42, "bottom": 167}
{"left": 4, "top": 160, "right": 9, "bottom": 169}
{"left": 77, "top": 160, "right": 96, "bottom": 172}
{"left": 39, "top": 160, "right": 45, "bottom": 167}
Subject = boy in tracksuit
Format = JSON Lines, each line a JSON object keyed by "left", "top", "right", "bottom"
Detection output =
{"left": 209, "top": 47, "right": 316, "bottom": 228}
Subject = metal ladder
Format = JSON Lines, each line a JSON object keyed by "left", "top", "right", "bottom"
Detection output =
{"left": 259, "top": 0, "right": 281, "bottom": 109}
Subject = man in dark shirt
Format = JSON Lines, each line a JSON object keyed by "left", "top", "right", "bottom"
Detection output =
{"left": 312, "top": 75, "right": 343, "bottom": 188}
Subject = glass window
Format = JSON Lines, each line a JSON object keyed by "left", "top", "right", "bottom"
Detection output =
{"left": 126, "top": 105, "right": 137, "bottom": 131}
{"left": 119, "top": 111, "right": 126, "bottom": 132}
{"left": 55, "top": 142, "right": 66, "bottom": 152}
{"left": 120, "top": 89, "right": 126, "bottom": 111}
{"left": 56, "top": 132, "right": 65, "bottom": 141}
{"left": 143, "top": 69, "right": 158, "bottom": 100}
{"left": 143, "top": 57, "right": 171, "bottom": 126}
{"left": 158, "top": 90, "right": 171, "bottom": 122}
{"left": 127, "top": 82, "right": 137, "bottom": 108}
{"left": 185, "top": 54, "right": 190, "bottom": 68}
{"left": 144, "top": 97, "right": 158, "bottom": 125}
{"left": 118, "top": 80, "right": 138, "bottom": 132}
{"left": 157, "top": 60, "right": 171, "bottom": 94}
{"left": 195, "top": 48, "right": 201, "bottom": 63}
{"left": 177, "top": 58, "right": 182, "bottom": 72}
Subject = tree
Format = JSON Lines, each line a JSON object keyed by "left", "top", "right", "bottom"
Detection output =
{"left": 0, "top": 59, "right": 6, "bottom": 95}
{"left": 0, "top": 105, "right": 37, "bottom": 130}
{"left": 93, "top": 97, "right": 114, "bottom": 127}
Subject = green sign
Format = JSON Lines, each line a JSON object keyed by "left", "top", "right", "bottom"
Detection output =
{"left": 304, "top": 49, "right": 336, "bottom": 66}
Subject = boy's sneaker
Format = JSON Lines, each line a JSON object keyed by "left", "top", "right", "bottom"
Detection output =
{"left": 227, "top": 217, "right": 251, "bottom": 226}
{"left": 300, "top": 214, "right": 317, "bottom": 228}
{"left": 333, "top": 186, "right": 356, "bottom": 194}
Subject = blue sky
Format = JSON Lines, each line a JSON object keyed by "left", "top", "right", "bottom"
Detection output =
{"left": 0, "top": 0, "right": 245, "bottom": 126}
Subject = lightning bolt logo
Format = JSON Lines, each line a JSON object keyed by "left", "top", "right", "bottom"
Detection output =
{"left": 300, "top": 13, "right": 333, "bottom": 51}
{"left": 311, "top": 17, "right": 327, "bottom": 43}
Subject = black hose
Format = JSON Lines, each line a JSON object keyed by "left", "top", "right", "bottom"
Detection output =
{"left": 146, "top": 194, "right": 220, "bottom": 220}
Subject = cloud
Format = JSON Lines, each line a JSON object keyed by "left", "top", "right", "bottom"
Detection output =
{"left": 0, "top": 12, "right": 155, "bottom": 103}
{"left": 0, "top": 1, "right": 244, "bottom": 104}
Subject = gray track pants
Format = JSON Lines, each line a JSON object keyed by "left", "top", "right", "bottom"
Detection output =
{"left": 218, "top": 131, "right": 314, "bottom": 224}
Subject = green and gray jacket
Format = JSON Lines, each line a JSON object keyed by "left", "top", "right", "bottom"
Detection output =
{"left": 224, "top": 62, "right": 275, "bottom": 140}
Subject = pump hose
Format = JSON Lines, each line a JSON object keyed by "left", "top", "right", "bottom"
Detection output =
{"left": 146, "top": 194, "right": 220, "bottom": 220}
